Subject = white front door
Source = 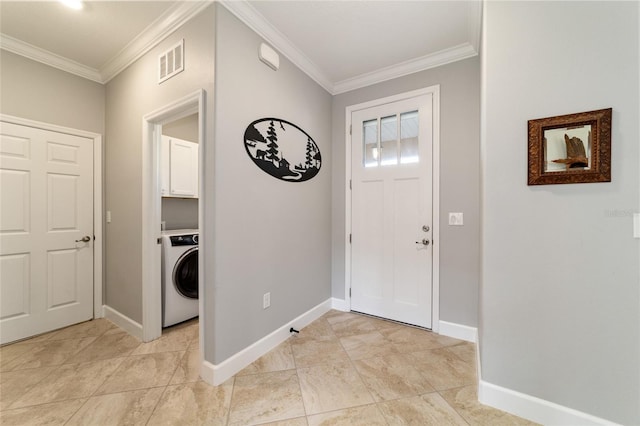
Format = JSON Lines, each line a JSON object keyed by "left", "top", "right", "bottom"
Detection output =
{"left": 0, "top": 122, "right": 94, "bottom": 344}
{"left": 350, "top": 93, "right": 434, "bottom": 328}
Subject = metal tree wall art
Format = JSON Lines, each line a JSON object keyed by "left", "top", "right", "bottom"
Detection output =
{"left": 244, "top": 118, "right": 321, "bottom": 182}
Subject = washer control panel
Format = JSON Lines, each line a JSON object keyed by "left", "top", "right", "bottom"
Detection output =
{"left": 170, "top": 234, "right": 198, "bottom": 246}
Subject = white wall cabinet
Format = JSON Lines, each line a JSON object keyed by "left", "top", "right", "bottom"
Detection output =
{"left": 161, "top": 135, "right": 199, "bottom": 198}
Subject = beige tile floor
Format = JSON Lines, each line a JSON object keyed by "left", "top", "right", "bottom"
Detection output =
{"left": 0, "top": 310, "right": 537, "bottom": 425}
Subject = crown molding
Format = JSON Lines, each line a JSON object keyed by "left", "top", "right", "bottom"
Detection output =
{"left": 468, "top": 0, "right": 483, "bottom": 54}
{"left": 2, "top": 0, "right": 481, "bottom": 93}
{"left": 220, "top": 1, "right": 480, "bottom": 95}
{"left": 100, "top": 1, "right": 213, "bottom": 83}
{"left": 0, "top": 33, "right": 102, "bottom": 83}
{"left": 219, "top": 0, "right": 334, "bottom": 94}
{"left": 1, "top": 1, "right": 212, "bottom": 84}
{"left": 332, "top": 43, "right": 478, "bottom": 95}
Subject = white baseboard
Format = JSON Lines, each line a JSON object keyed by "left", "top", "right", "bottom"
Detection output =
{"left": 478, "top": 380, "right": 621, "bottom": 426}
{"left": 201, "top": 298, "right": 333, "bottom": 386}
{"left": 438, "top": 320, "right": 477, "bottom": 343}
{"left": 331, "top": 297, "right": 349, "bottom": 312}
{"left": 103, "top": 305, "right": 144, "bottom": 341}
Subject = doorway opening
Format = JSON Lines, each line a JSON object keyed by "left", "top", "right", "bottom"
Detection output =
{"left": 141, "top": 90, "right": 205, "bottom": 347}
{"left": 160, "top": 114, "right": 200, "bottom": 334}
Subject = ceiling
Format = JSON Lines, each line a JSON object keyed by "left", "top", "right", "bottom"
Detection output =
{"left": 0, "top": 0, "right": 481, "bottom": 94}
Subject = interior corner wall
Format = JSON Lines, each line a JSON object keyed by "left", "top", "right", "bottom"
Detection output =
{"left": 331, "top": 57, "right": 481, "bottom": 328}
{"left": 104, "top": 5, "right": 215, "bottom": 324}
{"left": 481, "top": 2, "right": 639, "bottom": 424}
{"left": 211, "top": 5, "right": 332, "bottom": 363}
{"left": 0, "top": 50, "right": 105, "bottom": 134}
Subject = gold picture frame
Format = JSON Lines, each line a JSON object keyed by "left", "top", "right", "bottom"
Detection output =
{"left": 528, "top": 108, "right": 612, "bottom": 185}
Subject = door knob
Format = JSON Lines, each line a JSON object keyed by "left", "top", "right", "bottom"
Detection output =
{"left": 422, "top": 225, "right": 430, "bottom": 232}
{"left": 75, "top": 236, "right": 91, "bottom": 243}
{"left": 415, "top": 239, "right": 430, "bottom": 246}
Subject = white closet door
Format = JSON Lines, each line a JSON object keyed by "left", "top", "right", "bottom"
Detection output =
{"left": 0, "top": 122, "right": 94, "bottom": 344}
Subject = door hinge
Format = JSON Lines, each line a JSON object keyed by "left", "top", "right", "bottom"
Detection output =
{"left": 157, "top": 238, "right": 162, "bottom": 244}
{"left": 349, "top": 233, "right": 352, "bottom": 244}
{"left": 349, "top": 179, "right": 352, "bottom": 190}
{"left": 349, "top": 288, "right": 352, "bottom": 297}
{"left": 349, "top": 124, "right": 352, "bottom": 135}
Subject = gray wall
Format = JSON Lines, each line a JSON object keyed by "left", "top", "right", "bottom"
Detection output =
{"left": 162, "top": 113, "right": 199, "bottom": 231}
{"left": 481, "top": 2, "right": 639, "bottom": 424}
{"left": 104, "top": 5, "right": 215, "bottom": 324}
{"left": 0, "top": 50, "right": 104, "bottom": 134}
{"left": 161, "top": 198, "right": 198, "bottom": 231}
{"left": 332, "top": 57, "right": 481, "bottom": 328}
{"left": 163, "top": 113, "right": 199, "bottom": 143}
{"left": 210, "top": 5, "right": 332, "bottom": 363}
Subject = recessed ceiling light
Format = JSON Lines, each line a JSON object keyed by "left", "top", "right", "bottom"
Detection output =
{"left": 59, "top": 0, "right": 83, "bottom": 10}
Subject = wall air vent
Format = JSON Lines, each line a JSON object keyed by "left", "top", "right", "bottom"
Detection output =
{"left": 159, "top": 39, "right": 184, "bottom": 84}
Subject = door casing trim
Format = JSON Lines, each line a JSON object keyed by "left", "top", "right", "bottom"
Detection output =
{"left": 0, "top": 113, "right": 104, "bottom": 320}
{"left": 344, "top": 85, "right": 440, "bottom": 332}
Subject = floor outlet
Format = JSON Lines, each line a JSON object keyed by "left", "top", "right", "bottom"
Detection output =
{"left": 263, "top": 292, "right": 271, "bottom": 309}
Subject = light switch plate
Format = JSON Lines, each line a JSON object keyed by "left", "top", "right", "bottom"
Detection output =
{"left": 449, "top": 212, "right": 463, "bottom": 226}
{"left": 263, "top": 292, "right": 271, "bottom": 309}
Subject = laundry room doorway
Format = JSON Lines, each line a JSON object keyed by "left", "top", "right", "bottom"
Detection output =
{"left": 141, "top": 90, "right": 205, "bottom": 345}
{"left": 160, "top": 114, "right": 200, "bottom": 332}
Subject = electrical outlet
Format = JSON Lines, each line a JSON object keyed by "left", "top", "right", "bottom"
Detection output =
{"left": 263, "top": 292, "right": 271, "bottom": 309}
{"left": 449, "top": 212, "right": 464, "bottom": 226}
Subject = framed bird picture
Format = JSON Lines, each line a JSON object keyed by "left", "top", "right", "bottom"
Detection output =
{"left": 527, "top": 108, "right": 612, "bottom": 185}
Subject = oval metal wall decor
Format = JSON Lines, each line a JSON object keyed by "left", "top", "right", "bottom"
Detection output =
{"left": 244, "top": 118, "right": 321, "bottom": 182}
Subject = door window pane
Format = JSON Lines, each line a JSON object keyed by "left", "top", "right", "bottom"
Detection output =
{"left": 380, "top": 115, "right": 398, "bottom": 166}
{"left": 400, "top": 111, "right": 419, "bottom": 164}
{"left": 363, "top": 119, "right": 378, "bottom": 167}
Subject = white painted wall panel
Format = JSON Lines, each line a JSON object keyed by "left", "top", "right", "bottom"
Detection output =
{"left": 481, "top": 2, "right": 639, "bottom": 424}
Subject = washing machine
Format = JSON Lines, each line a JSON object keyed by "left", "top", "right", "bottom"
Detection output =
{"left": 161, "top": 229, "right": 199, "bottom": 327}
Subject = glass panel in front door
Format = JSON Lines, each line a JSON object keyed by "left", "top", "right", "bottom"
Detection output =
{"left": 400, "top": 110, "right": 419, "bottom": 164}
{"left": 363, "top": 110, "right": 419, "bottom": 168}
{"left": 380, "top": 115, "right": 398, "bottom": 166}
{"left": 363, "top": 119, "right": 378, "bottom": 168}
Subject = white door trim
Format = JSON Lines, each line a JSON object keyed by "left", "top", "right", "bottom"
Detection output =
{"left": 0, "top": 114, "right": 104, "bottom": 320}
{"left": 344, "top": 86, "right": 440, "bottom": 332}
{"left": 141, "top": 89, "right": 205, "bottom": 343}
